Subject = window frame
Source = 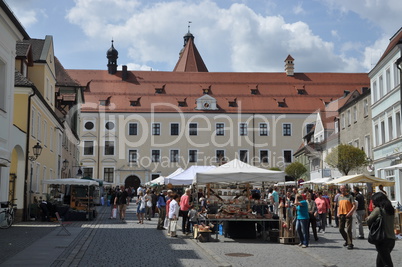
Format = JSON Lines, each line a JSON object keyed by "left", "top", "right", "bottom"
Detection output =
{"left": 282, "top": 123, "right": 292, "bottom": 136}
{"left": 83, "top": 140, "right": 94, "bottom": 155}
{"left": 151, "top": 149, "right": 160, "bottom": 162}
{"left": 128, "top": 122, "right": 138, "bottom": 136}
{"left": 170, "top": 123, "right": 179, "bottom": 136}
{"left": 104, "top": 140, "right": 115, "bottom": 156}
{"left": 259, "top": 123, "right": 268, "bottom": 136}
{"left": 239, "top": 123, "right": 248, "bottom": 136}
{"left": 152, "top": 123, "right": 161, "bottom": 136}
{"left": 216, "top": 123, "right": 225, "bottom": 136}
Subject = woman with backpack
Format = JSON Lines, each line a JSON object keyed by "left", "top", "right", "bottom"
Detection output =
{"left": 366, "top": 192, "right": 395, "bottom": 267}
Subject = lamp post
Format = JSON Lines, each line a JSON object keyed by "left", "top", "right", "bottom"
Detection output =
{"left": 27, "top": 142, "right": 42, "bottom": 220}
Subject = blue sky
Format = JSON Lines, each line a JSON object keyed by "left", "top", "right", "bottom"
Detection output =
{"left": 5, "top": 0, "right": 402, "bottom": 73}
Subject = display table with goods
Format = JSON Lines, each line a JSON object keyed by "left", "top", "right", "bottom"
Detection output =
{"left": 200, "top": 202, "right": 280, "bottom": 241}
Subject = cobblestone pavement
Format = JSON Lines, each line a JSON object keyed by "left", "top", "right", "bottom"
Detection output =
{"left": 1, "top": 204, "right": 401, "bottom": 267}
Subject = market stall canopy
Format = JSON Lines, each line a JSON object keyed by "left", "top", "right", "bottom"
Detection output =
{"left": 275, "top": 181, "right": 298, "bottom": 186}
{"left": 145, "top": 176, "right": 165, "bottom": 186}
{"left": 301, "top": 178, "right": 332, "bottom": 185}
{"left": 82, "top": 177, "right": 104, "bottom": 186}
{"left": 145, "top": 168, "right": 184, "bottom": 186}
{"left": 194, "top": 159, "right": 286, "bottom": 184}
{"left": 325, "top": 174, "right": 395, "bottom": 186}
{"left": 167, "top": 166, "right": 216, "bottom": 185}
{"left": 43, "top": 178, "right": 98, "bottom": 186}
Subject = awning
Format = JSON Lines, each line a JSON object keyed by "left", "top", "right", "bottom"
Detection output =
{"left": 325, "top": 174, "right": 395, "bottom": 186}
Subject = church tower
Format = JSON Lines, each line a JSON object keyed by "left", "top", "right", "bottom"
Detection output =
{"left": 107, "top": 40, "right": 118, "bottom": 74}
{"left": 285, "top": 54, "right": 294, "bottom": 76}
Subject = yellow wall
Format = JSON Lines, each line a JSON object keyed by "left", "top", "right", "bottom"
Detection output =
{"left": 13, "top": 93, "right": 29, "bottom": 132}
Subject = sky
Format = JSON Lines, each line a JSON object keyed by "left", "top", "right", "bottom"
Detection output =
{"left": 4, "top": 0, "right": 402, "bottom": 73}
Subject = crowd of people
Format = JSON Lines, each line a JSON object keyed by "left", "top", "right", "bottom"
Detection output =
{"left": 105, "top": 183, "right": 395, "bottom": 267}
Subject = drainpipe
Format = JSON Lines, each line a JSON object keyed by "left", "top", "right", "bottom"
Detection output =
{"left": 23, "top": 87, "right": 36, "bottom": 221}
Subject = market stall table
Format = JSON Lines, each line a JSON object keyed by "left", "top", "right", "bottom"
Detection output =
{"left": 205, "top": 218, "right": 280, "bottom": 241}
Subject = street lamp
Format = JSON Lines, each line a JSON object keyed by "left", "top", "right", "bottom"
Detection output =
{"left": 62, "top": 159, "right": 69, "bottom": 171}
{"left": 28, "top": 142, "right": 42, "bottom": 161}
{"left": 27, "top": 142, "right": 42, "bottom": 221}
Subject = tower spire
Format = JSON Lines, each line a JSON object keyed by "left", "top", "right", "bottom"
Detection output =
{"left": 107, "top": 39, "right": 118, "bottom": 74}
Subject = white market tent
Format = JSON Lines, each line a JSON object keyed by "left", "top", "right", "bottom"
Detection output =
{"left": 301, "top": 177, "right": 332, "bottom": 185}
{"left": 43, "top": 178, "right": 99, "bottom": 186}
{"left": 167, "top": 166, "right": 216, "bottom": 185}
{"left": 145, "top": 168, "right": 184, "bottom": 186}
{"left": 325, "top": 174, "right": 395, "bottom": 187}
{"left": 194, "top": 159, "right": 286, "bottom": 184}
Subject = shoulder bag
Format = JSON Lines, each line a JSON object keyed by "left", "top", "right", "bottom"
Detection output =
{"left": 368, "top": 208, "right": 386, "bottom": 245}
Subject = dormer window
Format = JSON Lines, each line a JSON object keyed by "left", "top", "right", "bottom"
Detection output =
{"left": 250, "top": 85, "right": 259, "bottom": 95}
{"left": 274, "top": 98, "right": 287, "bottom": 107}
{"left": 202, "top": 86, "right": 211, "bottom": 94}
{"left": 295, "top": 85, "right": 306, "bottom": 95}
{"left": 228, "top": 98, "right": 237, "bottom": 107}
{"left": 155, "top": 85, "right": 165, "bottom": 94}
{"left": 130, "top": 97, "right": 141, "bottom": 106}
{"left": 99, "top": 96, "right": 111, "bottom": 106}
{"left": 178, "top": 98, "right": 187, "bottom": 107}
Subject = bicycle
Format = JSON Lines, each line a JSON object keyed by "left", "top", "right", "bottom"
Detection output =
{"left": 0, "top": 201, "right": 16, "bottom": 229}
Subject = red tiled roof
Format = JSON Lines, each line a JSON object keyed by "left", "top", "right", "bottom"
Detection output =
{"left": 66, "top": 69, "right": 369, "bottom": 114}
{"left": 173, "top": 36, "right": 208, "bottom": 72}
{"left": 285, "top": 54, "right": 294, "bottom": 61}
{"left": 375, "top": 27, "right": 402, "bottom": 66}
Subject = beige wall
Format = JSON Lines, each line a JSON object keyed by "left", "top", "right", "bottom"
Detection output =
{"left": 80, "top": 112, "right": 316, "bottom": 185}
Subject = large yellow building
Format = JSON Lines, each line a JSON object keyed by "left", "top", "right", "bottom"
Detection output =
{"left": 67, "top": 33, "right": 370, "bottom": 190}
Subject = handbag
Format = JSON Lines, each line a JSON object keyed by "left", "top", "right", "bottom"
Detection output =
{"left": 368, "top": 208, "right": 386, "bottom": 245}
{"left": 170, "top": 219, "right": 178, "bottom": 232}
{"left": 112, "top": 207, "right": 117, "bottom": 219}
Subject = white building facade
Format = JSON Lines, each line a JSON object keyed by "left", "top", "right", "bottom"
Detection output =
{"left": 370, "top": 28, "right": 402, "bottom": 204}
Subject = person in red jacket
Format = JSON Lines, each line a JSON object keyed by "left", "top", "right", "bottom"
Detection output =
{"left": 315, "top": 191, "right": 329, "bottom": 234}
{"left": 180, "top": 188, "right": 192, "bottom": 235}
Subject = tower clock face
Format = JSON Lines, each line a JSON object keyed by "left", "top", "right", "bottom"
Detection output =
{"left": 203, "top": 102, "right": 210, "bottom": 109}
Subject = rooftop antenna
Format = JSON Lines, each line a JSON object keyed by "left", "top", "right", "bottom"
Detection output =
{"left": 188, "top": 21, "right": 192, "bottom": 33}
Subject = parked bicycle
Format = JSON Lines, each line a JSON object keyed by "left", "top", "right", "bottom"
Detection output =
{"left": 0, "top": 201, "right": 16, "bottom": 229}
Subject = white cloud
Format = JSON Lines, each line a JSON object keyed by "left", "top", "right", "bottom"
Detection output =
{"left": 293, "top": 2, "right": 305, "bottom": 15}
{"left": 63, "top": 0, "right": 373, "bottom": 72}
{"left": 5, "top": 1, "right": 40, "bottom": 28}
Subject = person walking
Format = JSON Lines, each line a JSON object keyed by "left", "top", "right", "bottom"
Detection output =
{"left": 306, "top": 192, "right": 318, "bottom": 241}
{"left": 180, "top": 188, "right": 191, "bottom": 235}
{"left": 315, "top": 191, "right": 329, "bottom": 234}
{"left": 136, "top": 191, "right": 146, "bottom": 224}
{"left": 272, "top": 186, "right": 279, "bottom": 214}
{"left": 145, "top": 189, "right": 153, "bottom": 221}
{"left": 366, "top": 192, "right": 396, "bottom": 267}
{"left": 115, "top": 185, "right": 128, "bottom": 221}
{"left": 156, "top": 190, "right": 167, "bottom": 230}
{"left": 337, "top": 185, "right": 356, "bottom": 250}
{"left": 333, "top": 189, "right": 341, "bottom": 227}
{"left": 294, "top": 194, "right": 310, "bottom": 248}
{"left": 354, "top": 187, "right": 365, "bottom": 239}
{"left": 169, "top": 194, "right": 180, "bottom": 238}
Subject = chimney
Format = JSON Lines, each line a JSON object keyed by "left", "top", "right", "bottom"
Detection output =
{"left": 284, "top": 55, "right": 294, "bottom": 76}
{"left": 122, "top": 65, "right": 128, "bottom": 81}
